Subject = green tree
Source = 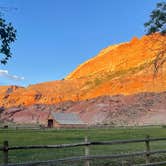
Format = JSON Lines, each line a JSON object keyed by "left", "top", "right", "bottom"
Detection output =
{"left": 144, "top": 2, "right": 166, "bottom": 77}
{"left": 145, "top": 2, "right": 166, "bottom": 35}
{"left": 0, "top": 13, "right": 16, "bottom": 64}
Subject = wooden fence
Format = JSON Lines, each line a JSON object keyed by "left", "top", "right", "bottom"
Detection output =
{"left": 1, "top": 136, "right": 166, "bottom": 166}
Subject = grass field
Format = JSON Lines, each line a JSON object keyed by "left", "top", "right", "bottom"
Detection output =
{"left": 1, "top": 126, "right": 166, "bottom": 165}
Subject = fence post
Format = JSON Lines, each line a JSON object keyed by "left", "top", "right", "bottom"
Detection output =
{"left": 3, "top": 140, "right": 9, "bottom": 165}
{"left": 85, "top": 136, "right": 90, "bottom": 166}
{"left": 145, "top": 135, "right": 150, "bottom": 164}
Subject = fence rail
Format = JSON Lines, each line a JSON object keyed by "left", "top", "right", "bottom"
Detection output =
{"left": 1, "top": 136, "right": 166, "bottom": 166}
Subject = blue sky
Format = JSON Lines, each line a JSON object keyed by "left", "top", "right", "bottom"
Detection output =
{"left": 0, "top": 0, "right": 161, "bottom": 86}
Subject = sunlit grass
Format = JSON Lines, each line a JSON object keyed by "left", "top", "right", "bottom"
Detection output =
{"left": 0, "top": 126, "right": 166, "bottom": 165}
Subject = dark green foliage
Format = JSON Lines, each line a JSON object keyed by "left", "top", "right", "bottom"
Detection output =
{"left": 144, "top": 2, "right": 166, "bottom": 35}
{"left": 0, "top": 16, "right": 16, "bottom": 64}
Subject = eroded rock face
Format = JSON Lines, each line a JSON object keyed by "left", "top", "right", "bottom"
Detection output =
{"left": 6, "top": 86, "right": 20, "bottom": 94}
{"left": 67, "top": 92, "right": 166, "bottom": 125}
{"left": 1, "top": 34, "right": 166, "bottom": 126}
{"left": 0, "top": 34, "right": 166, "bottom": 108}
{"left": 0, "top": 102, "right": 77, "bottom": 125}
{"left": 1, "top": 92, "right": 166, "bottom": 126}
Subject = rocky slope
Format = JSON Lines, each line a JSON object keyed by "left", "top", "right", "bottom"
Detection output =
{"left": 1, "top": 91, "right": 166, "bottom": 126}
{"left": 0, "top": 34, "right": 166, "bottom": 108}
{"left": 0, "top": 33, "right": 166, "bottom": 125}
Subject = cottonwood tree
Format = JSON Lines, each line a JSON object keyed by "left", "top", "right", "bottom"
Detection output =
{"left": 0, "top": 11, "right": 16, "bottom": 64}
{"left": 144, "top": 2, "right": 166, "bottom": 77}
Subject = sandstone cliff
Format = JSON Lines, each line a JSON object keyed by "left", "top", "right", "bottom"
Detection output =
{"left": 0, "top": 34, "right": 166, "bottom": 108}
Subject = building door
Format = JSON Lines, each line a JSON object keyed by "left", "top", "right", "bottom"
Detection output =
{"left": 48, "top": 119, "right": 53, "bottom": 128}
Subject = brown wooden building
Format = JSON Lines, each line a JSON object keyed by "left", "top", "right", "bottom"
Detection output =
{"left": 47, "top": 112, "right": 86, "bottom": 128}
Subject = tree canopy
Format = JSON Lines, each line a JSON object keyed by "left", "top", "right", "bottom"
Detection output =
{"left": 0, "top": 15, "right": 16, "bottom": 64}
{"left": 144, "top": 2, "right": 166, "bottom": 35}
{"left": 144, "top": 2, "right": 166, "bottom": 78}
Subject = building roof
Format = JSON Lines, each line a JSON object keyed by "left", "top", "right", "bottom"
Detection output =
{"left": 51, "top": 112, "right": 85, "bottom": 125}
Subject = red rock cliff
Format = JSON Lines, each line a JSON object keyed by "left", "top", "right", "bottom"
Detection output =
{"left": 0, "top": 34, "right": 166, "bottom": 108}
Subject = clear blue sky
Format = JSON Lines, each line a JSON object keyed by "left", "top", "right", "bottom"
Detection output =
{"left": 0, "top": 0, "right": 161, "bottom": 86}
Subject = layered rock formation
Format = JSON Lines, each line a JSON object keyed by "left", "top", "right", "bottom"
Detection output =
{"left": 0, "top": 33, "right": 166, "bottom": 125}
{"left": 1, "top": 92, "right": 166, "bottom": 125}
{"left": 1, "top": 34, "right": 166, "bottom": 108}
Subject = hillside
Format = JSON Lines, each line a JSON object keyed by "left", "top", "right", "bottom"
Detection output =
{"left": 1, "top": 91, "right": 166, "bottom": 125}
{"left": 0, "top": 33, "right": 166, "bottom": 108}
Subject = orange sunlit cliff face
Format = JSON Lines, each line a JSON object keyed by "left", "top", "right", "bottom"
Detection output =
{"left": 0, "top": 34, "right": 166, "bottom": 108}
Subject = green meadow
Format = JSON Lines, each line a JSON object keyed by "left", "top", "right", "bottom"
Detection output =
{"left": 1, "top": 126, "right": 166, "bottom": 165}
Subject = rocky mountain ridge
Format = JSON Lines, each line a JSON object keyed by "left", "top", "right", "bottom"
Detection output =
{"left": 0, "top": 33, "right": 166, "bottom": 125}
